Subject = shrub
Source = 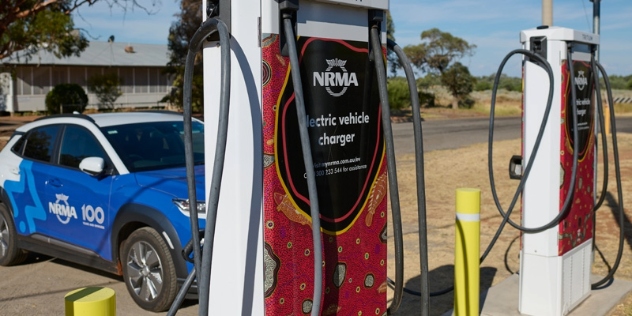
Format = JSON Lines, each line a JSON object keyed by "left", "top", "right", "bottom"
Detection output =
{"left": 387, "top": 77, "right": 436, "bottom": 109}
{"left": 87, "top": 73, "right": 123, "bottom": 109}
{"left": 474, "top": 80, "right": 492, "bottom": 91}
{"left": 45, "top": 83, "right": 88, "bottom": 114}
{"left": 420, "top": 91, "right": 435, "bottom": 107}
{"left": 387, "top": 77, "right": 411, "bottom": 110}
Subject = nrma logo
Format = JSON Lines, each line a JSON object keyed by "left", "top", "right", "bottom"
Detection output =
{"left": 574, "top": 70, "right": 588, "bottom": 91}
{"left": 313, "top": 58, "right": 358, "bottom": 97}
{"left": 49, "top": 193, "right": 77, "bottom": 224}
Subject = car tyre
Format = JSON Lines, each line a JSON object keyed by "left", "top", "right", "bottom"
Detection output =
{"left": 121, "top": 227, "right": 177, "bottom": 312}
{"left": 0, "top": 203, "right": 28, "bottom": 266}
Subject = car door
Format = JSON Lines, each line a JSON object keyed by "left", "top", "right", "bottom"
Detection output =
{"left": 7, "top": 125, "right": 59, "bottom": 237}
{"left": 43, "top": 124, "right": 114, "bottom": 258}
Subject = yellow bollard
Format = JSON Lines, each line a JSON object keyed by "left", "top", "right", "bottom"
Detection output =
{"left": 454, "top": 188, "right": 480, "bottom": 316}
{"left": 604, "top": 104, "right": 611, "bottom": 136}
{"left": 65, "top": 287, "right": 116, "bottom": 316}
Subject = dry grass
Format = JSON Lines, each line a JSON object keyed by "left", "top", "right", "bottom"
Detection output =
{"left": 420, "top": 87, "right": 632, "bottom": 118}
{"left": 387, "top": 133, "right": 632, "bottom": 316}
{"left": 426, "top": 86, "right": 523, "bottom": 117}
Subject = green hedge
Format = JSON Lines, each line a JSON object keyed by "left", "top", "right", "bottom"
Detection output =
{"left": 45, "top": 83, "right": 88, "bottom": 114}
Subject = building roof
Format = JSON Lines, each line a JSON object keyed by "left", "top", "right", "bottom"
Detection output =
{"left": 1, "top": 41, "right": 169, "bottom": 67}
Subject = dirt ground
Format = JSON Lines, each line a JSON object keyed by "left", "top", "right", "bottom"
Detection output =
{"left": 2, "top": 110, "right": 632, "bottom": 315}
{"left": 385, "top": 130, "right": 632, "bottom": 315}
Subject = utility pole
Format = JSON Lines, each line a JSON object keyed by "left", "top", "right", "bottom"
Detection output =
{"left": 542, "top": 0, "right": 553, "bottom": 26}
{"left": 591, "top": 0, "right": 601, "bottom": 60}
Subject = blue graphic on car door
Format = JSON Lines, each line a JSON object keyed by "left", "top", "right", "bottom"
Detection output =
{"left": 41, "top": 124, "right": 113, "bottom": 257}
{"left": 5, "top": 124, "right": 61, "bottom": 236}
{"left": 4, "top": 160, "right": 48, "bottom": 235}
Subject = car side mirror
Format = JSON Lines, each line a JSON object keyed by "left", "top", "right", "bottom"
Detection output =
{"left": 79, "top": 157, "right": 105, "bottom": 176}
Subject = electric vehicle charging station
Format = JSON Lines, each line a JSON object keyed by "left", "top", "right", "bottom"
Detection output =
{"left": 519, "top": 26, "right": 598, "bottom": 316}
{"left": 200, "top": 0, "right": 395, "bottom": 314}
{"left": 178, "top": 1, "right": 625, "bottom": 314}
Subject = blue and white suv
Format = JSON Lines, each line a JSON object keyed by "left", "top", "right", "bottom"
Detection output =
{"left": 0, "top": 112, "right": 205, "bottom": 311}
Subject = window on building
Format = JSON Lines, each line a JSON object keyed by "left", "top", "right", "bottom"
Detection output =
{"left": 69, "top": 67, "right": 86, "bottom": 89}
{"left": 86, "top": 67, "right": 104, "bottom": 87}
{"left": 119, "top": 68, "right": 134, "bottom": 93}
{"left": 18, "top": 68, "right": 32, "bottom": 95}
{"left": 52, "top": 67, "right": 69, "bottom": 86}
{"left": 32, "top": 67, "right": 50, "bottom": 95}
{"left": 135, "top": 67, "right": 148, "bottom": 93}
{"left": 150, "top": 68, "right": 159, "bottom": 93}
{"left": 164, "top": 73, "right": 174, "bottom": 94}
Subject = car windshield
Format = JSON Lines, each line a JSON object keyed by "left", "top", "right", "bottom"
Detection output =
{"left": 101, "top": 120, "right": 204, "bottom": 172}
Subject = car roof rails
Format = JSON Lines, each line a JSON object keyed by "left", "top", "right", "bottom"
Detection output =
{"left": 34, "top": 113, "right": 97, "bottom": 124}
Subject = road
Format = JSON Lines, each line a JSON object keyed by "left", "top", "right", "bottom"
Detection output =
{"left": 393, "top": 116, "right": 632, "bottom": 155}
{"left": 2, "top": 115, "right": 632, "bottom": 315}
{"left": 392, "top": 117, "right": 521, "bottom": 155}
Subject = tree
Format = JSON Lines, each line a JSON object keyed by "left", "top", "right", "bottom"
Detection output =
{"left": 441, "top": 62, "right": 475, "bottom": 108}
{"left": 87, "top": 72, "right": 123, "bottom": 109}
{"left": 403, "top": 28, "right": 476, "bottom": 109}
{"left": 0, "top": 0, "right": 158, "bottom": 61}
{"left": 45, "top": 83, "right": 88, "bottom": 114}
{"left": 163, "top": 0, "right": 204, "bottom": 112}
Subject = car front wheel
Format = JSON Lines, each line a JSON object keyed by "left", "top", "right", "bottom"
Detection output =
{"left": 0, "top": 203, "right": 28, "bottom": 266}
{"left": 121, "top": 227, "right": 177, "bottom": 312}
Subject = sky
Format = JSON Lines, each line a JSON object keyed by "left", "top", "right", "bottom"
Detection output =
{"left": 73, "top": 0, "right": 632, "bottom": 77}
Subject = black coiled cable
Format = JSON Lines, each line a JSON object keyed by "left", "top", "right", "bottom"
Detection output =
{"left": 170, "top": 17, "right": 231, "bottom": 316}
{"left": 369, "top": 26, "right": 405, "bottom": 314}
{"left": 487, "top": 46, "right": 578, "bottom": 236}
{"left": 591, "top": 58, "right": 625, "bottom": 289}
{"left": 385, "top": 39, "right": 429, "bottom": 316}
{"left": 282, "top": 12, "right": 324, "bottom": 316}
{"left": 395, "top": 48, "right": 558, "bottom": 299}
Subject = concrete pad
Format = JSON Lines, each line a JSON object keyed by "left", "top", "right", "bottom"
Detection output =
{"left": 442, "top": 274, "right": 632, "bottom": 316}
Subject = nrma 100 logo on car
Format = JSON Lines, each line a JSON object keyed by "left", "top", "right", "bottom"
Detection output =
{"left": 49, "top": 194, "right": 77, "bottom": 224}
{"left": 82, "top": 205, "right": 105, "bottom": 229}
{"left": 49, "top": 193, "right": 105, "bottom": 229}
{"left": 313, "top": 58, "right": 358, "bottom": 97}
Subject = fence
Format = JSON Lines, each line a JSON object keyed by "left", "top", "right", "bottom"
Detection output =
{"left": 613, "top": 97, "right": 632, "bottom": 104}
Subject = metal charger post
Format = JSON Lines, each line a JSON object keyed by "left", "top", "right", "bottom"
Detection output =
{"left": 173, "top": 0, "right": 435, "bottom": 314}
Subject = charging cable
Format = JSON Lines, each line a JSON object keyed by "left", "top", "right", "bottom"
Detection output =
{"left": 384, "top": 39, "right": 430, "bottom": 316}
{"left": 591, "top": 56, "right": 625, "bottom": 289}
{"left": 281, "top": 6, "right": 324, "bottom": 315}
{"left": 170, "top": 17, "right": 231, "bottom": 316}
{"left": 369, "top": 25, "right": 406, "bottom": 314}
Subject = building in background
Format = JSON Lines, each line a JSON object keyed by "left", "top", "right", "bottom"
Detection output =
{"left": 0, "top": 41, "right": 172, "bottom": 113}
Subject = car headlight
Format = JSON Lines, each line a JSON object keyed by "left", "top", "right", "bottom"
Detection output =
{"left": 173, "top": 198, "right": 207, "bottom": 216}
